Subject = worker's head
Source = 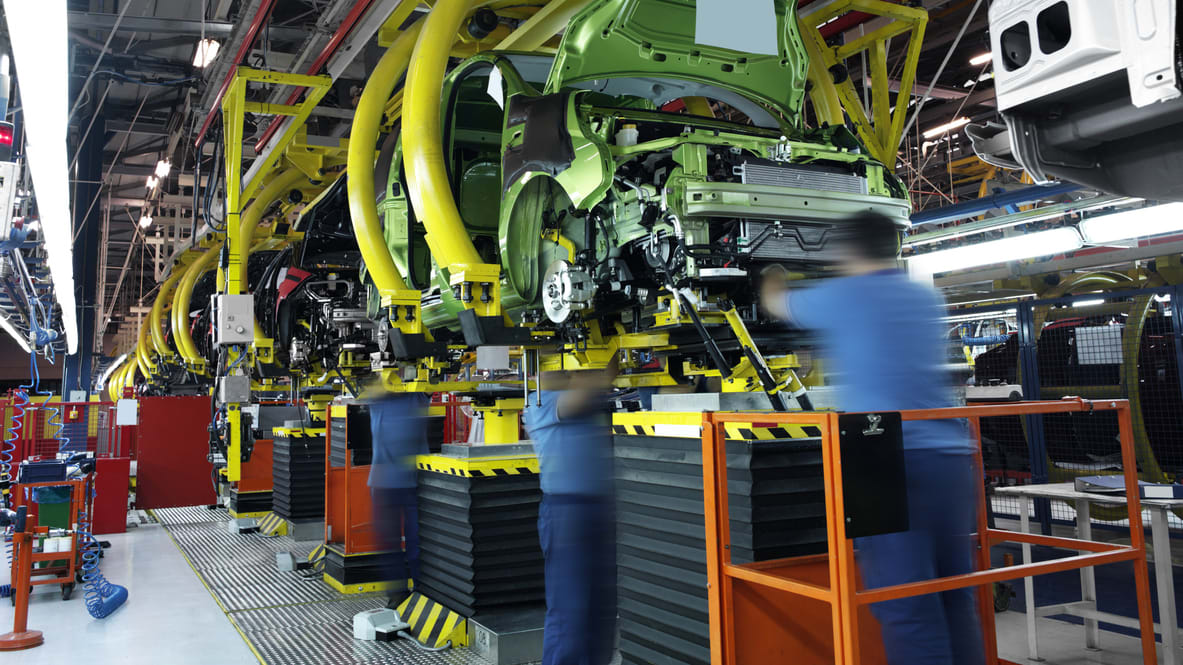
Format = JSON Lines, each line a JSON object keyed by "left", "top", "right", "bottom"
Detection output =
{"left": 832, "top": 211, "right": 902, "bottom": 275}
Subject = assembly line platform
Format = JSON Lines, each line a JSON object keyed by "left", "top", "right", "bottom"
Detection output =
{"left": 153, "top": 505, "right": 499, "bottom": 665}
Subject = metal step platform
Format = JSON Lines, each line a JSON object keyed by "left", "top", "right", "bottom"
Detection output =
{"left": 151, "top": 505, "right": 498, "bottom": 665}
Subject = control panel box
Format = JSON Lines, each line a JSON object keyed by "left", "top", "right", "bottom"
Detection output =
{"left": 213, "top": 294, "right": 255, "bottom": 346}
{"left": 217, "top": 375, "right": 251, "bottom": 404}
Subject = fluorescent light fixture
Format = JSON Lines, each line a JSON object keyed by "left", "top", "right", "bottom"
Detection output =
{"left": 146, "top": 175, "right": 159, "bottom": 190}
{"left": 0, "top": 312, "right": 31, "bottom": 353}
{"left": 1072, "top": 298, "right": 1105, "bottom": 308}
{"left": 154, "top": 159, "right": 171, "bottom": 179}
{"left": 1078, "top": 202, "right": 1183, "bottom": 244}
{"left": 193, "top": 39, "right": 220, "bottom": 68}
{"left": 5, "top": 3, "right": 76, "bottom": 353}
{"left": 909, "top": 227, "right": 1083, "bottom": 275}
{"left": 923, "top": 116, "right": 971, "bottom": 139}
{"left": 969, "top": 52, "right": 993, "bottom": 66}
{"left": 138, "top": 214, "right": 153, "bottom": 228}
{"left": 944, "top": 308, "right": 1017, "bottom": 324}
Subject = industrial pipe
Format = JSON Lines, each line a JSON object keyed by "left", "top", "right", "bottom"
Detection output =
{"left": 134, "top": 346, "right": 149, "bottom": 386}
{"left": 136, "top": 320, "right": 156, "bottom": 375}
{"left": 105, "top": 360, "right": 124, "bottom": 402}
{"left": 122, "top": 359, "right": 137, "bottom": 395}
{"left": 910, "top": 182, "right": 1081, "bottom": 227}
{"left": 149, "top": 270, "right": 186, "bottom": 358}
{"left": 233, "top": 167, "right": 309, "bottom": 293}
{"left": 172, "top": 243, "right": 223, "bottom": 367}
{"left": 346, "top": 20, "right": 425, "bottom": 295}
{"left": 403, "top": 0, "right": 484, "bottom": 271}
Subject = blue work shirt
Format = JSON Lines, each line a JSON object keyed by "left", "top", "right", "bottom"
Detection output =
{"left": 367, "top": 393, "right": 430, "bottom": 489}
{"left": 787, "top": 270, "right": 968, "bottom": 452}
{"left": 523, "top": 390, "right": 613, "bottom": 498}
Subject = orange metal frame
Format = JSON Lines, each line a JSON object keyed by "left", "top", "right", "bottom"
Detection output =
{"left": 324, "top": 409, "right": 381, "bottom": 555}
{"left": 9, "top": 478, "right": 87, "bottom": 591}
{"left": 701, "top": 399, "right": 1157, "bottom": 665}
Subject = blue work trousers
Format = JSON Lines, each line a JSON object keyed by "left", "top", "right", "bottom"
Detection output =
{"left": 856, "top": 449, "right": 986, "bottom": 665}
{"left": 371, "top": 486, "right": 420, "bottom": 584}
{"left": 539, "top": 494, "right": 616, "bottom": 665}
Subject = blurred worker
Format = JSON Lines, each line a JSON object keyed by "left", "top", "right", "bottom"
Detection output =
{"left": 367, "top": 391, "right": 430, "bottom": 609}
{"left": 761, "top": 212, "right": 984, "bottom": 665}
{"left": 524, "top": 359, "right": 618, "bottom": 665}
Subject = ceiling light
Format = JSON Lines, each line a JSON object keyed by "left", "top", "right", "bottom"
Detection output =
{"left": 0, "top": 312, "right": 31, "bottom": 353}
{"left": 154, "top": 159, "right": 171, "bottom": 179}
{"left": 146, "top": 175, "right": 159, "bottom": 190}
{"left": 1072, "top": 298, "right": 1105, "bottom": 308}
{"left": 4, "top": 2, "right": 76, "bottom": 353}
{"left": 922, "top": 116, "right": 971, "bottom": 139}
{"left": 1078, "top": 202, "right": 1183, "bottom": 244}
{"left": 969, "top": 52, "right": 993, "bottom": 66}
{"left": 193, "top": 39, "right": 220, "bottom": 68}
{"left": 909, "top": 227, "right": 1083, "bottom": 275}
{"left": 139, "top": 214, "right": 152, "bottom": 228}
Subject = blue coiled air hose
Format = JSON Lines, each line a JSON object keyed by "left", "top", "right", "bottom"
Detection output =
{"left": 39, "top": 347, "right": 129, "bottom": 618}
{"left": 0, "top": 357, "right": 33, "bottom": 596}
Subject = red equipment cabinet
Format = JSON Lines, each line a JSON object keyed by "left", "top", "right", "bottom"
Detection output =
{"left": 92, "top": 457, "right": 131, "bottom": 534}
{"left": 135, "top": 396, "right": 216, "bottom": 509}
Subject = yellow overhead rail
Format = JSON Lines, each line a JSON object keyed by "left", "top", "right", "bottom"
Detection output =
{"left": 404, "top": 0, "right": 484, "bottom": 271}
{"left": 798, "top": 0, "right": 928, "bottom": 165}
{"left": 149, "top": 269, "right": 187, "bottom": 360}
{"left": 136, "top": 319, "right": 157, "bottom": 377}
{"left": 234, "top": 166, "right": 309, "bottom": 288}
{"left": 171, "top": 242, "right": 223, "bottom": 370}
{"left": 348, "top": 20, "right": 424, "bottom": 297}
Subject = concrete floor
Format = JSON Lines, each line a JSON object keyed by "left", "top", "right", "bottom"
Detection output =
{"left": 6, "top": 523, "right": 257, "bottom": 665}
{"left": 2, "top": 521, "right": 1168, "bottom": 664}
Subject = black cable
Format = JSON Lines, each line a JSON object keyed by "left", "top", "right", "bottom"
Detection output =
{"left": 96, "top": 69, "right": 200, "bottom": 87}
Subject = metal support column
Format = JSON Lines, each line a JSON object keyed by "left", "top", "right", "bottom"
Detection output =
{"left": 1171, "top": 284, "right": 1183, "bottom": 404}
{"left": 63, "top": 113, "right": 104, "bottom": 396}
{"left": 1017, "top": 303, "right": 1052, "bottom": 533}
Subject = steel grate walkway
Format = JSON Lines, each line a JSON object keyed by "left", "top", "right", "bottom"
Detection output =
{"left": 153, "top": 505, "right": 495, "bottom": 665}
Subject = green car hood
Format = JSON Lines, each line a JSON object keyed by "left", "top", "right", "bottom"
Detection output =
{"left": 546, "top": 0, "right": 808, "bottom": 129}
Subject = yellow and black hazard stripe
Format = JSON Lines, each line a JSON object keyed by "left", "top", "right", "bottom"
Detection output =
{"left": 396, "top": 592, "right": 468, "bottom": 649}
{"left": 416, "top": 454, "right": 539, "bottom": 478}
{"left": 612, "top": 423, "right": 653, "bottom": 436}
{"left": 256, "top": 512, "right": 287, "bottom": 537}
{"left": 272, "top": 426, "right": 326, "bottom": 438}
{"left": 307, "top": 543, "right": 326, "bottom": 564}
{"left": 723, "top": 422, "right": 822, "bottom": 441}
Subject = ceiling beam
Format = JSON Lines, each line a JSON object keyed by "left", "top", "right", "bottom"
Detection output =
{"left": 106, "top": 119, "right": 170, "bottom": 137}
{"left": 68, "top": 11, "right": 308, "bottom": 42}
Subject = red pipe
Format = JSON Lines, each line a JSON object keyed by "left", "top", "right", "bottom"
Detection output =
{"left": 797, "top": 0, "right": 880, "bottom": 39}
{"left": 819, "top": 11, "right": 873, "bottom": 39}
{"left": 252, "top": 0, "right": 376, "bottom": 154}
{"left": 193, "top": 0, "right": 279, "bottom": 148}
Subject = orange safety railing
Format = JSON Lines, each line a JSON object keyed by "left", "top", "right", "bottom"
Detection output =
{"left": 701, "top": 399, "right": 1156, "bottom": 665}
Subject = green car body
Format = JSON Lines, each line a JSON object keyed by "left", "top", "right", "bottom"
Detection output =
{"left": 371, "top": 0, "right": 910, "bottom": 345}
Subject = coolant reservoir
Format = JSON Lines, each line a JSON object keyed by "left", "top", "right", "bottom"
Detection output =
{"left": 615, "top": 123, "right": 638, "bottom": 147}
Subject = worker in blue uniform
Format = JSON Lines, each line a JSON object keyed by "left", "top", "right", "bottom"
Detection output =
{"left": 367, "top": 391, "right": 430, "bottom": 609}
{"left": 761, "top": 211, "right": 984, "bottom": 665}
{"left": 524, "top": 359, "right": 618, "bottom": 665}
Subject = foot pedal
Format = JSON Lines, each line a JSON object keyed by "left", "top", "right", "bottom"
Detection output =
{"left": 228, "top": 517, "right": 258, "bottom": 534}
